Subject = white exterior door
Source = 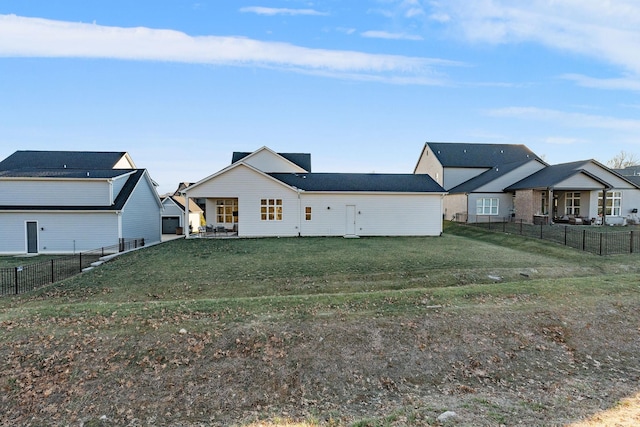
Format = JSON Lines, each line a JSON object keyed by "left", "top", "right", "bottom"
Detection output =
{"left": 346, "top": 205, "right": 357, "bottom": 236}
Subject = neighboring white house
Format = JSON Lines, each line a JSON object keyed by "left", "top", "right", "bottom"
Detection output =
{"left": 0, "top": 150, "right": 163, "bottom": 255}
{"left": 161, "top": 194, "right": 203, "bottom": 234}
{"left": 183, "top": 146, "right": 447, "bottom": 237}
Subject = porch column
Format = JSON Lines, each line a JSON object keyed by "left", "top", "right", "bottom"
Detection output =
{"left": 184, "top": 194, "right": 191, "bottom": 238}
{"left": 548, "top": 188, "right": 553, "bottom": 221}
{"left": 601, "top": 187, "right": 607, "bottom": 225}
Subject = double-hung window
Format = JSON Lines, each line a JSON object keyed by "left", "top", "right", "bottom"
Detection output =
{"left": 476, "top": 198, "right": 499, "bottom": 215}
{"left": 565, "top": 192, "right": 581, "bottom": 215}
{"left": 261, "top": 199, "right": 282, "bottom": 221}
{"left": 598, "top": 191, "right": 622, "bottom": 216}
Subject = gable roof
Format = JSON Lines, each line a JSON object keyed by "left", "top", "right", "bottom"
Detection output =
{"left": 268, "top": 173, "right": 446, "bottom": 193}
{"left": 506, "top": 160, "right": 612, "bottom": 191}
{"left": 163, "top": 195, "right": 202, "bottom": 213}
{"left": 448, "top": 159, "right": 544, "bottom": 193}
{"left": 420, "top": 142, "right": 542, "bottom": 168}
{"left": 232, "top": 150, "right": 312, "bottom": 172}
{"left": 0, "top": 150, "right": 133, "bottom": 171}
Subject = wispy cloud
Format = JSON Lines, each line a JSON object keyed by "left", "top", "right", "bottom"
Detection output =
{"left": 0, "top": 14, "right": 462, "bottom": 85}
{"left": 239, "top": 7, "right": 328, "bottom": 16}
{"left": 487, "top": 107, "right": 640, "bottom": 132}
{"left": 361, "top": 30, "right": 423, "bottom": 41}
{"left": 430, "top": 1, "right": 640, "bottom": 78}
{"left": 561, "top": 73, "right": 640, "bottom": 92}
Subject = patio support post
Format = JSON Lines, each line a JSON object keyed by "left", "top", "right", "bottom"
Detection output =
{"left": 601, "top": 187, "right": 607, "bottom": 226}
{"left": 184, "top": 194, "right": 191, "bottom": 239}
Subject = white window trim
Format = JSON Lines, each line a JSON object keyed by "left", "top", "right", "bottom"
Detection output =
{"left": 476, "top": 198, "right": 499, "bottom": 215}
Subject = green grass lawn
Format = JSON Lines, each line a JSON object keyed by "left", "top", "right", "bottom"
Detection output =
{"left": 1, "top": 222, "right": 639, "bottom": 426}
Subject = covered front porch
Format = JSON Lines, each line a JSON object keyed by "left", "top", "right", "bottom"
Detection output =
{"left": 514, "top": 187, "right": 616, "bottom": 225}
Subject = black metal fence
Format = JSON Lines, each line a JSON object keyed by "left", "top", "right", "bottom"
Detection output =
{"left": 0, "top": 238, "right": 145, "bottom": 296}
{"left": 466, "top": 217, "right": 640, "bottom": 256}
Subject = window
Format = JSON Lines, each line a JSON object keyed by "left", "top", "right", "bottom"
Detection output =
{"left": 476, "top": 198, "right": 499, "bottom": 215}
{"left": 565, "top": 192, "right": 581, "bottom": 215}
{"left": 598, "top": 191, "right": 622, "bottom": 216}
{"left": 305, "top": 206, "right": 312, "bottom": 221}
{"left": 261, "top": 198, "right": 282, "bottom": 221}
{"left": 216, "top": 199, "right": 238, "bottom": 224}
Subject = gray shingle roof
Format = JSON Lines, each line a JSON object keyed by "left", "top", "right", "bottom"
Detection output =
{"left": 232, "top": 151, "right": 312, "bottom": 172}
{"left": 448, "top": 159, "right": 541, "bottom": 193}
{"left": 268, "top": 173, "right": 446, "bottom": 193}
{"left": 424, "top": 142, "right": 541, "bottom": 168}
{"left": 505, "top": 160, "right": 611, "bottom": 190}
{"left": 0, "top": 150, "right": 129, "bottom": 171}
{"left": 0, "top": 168, "right": 133, "bottom": 179}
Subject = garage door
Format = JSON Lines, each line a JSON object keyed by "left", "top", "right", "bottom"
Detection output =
{"left": 162, "top": 216, "right": 181, "bottom": 234}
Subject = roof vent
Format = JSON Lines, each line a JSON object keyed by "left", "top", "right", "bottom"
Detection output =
{"left": 63, "top": 164, "right": 67, "bottom": 168}
{"left": 87, "top": 172, "right": 90, "bottom": 177}
{"left": 500, "top": 150, "right": 504, "bottom": 153}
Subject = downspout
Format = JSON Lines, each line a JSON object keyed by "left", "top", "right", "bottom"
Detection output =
{"left": 297, "top": 188, "right": 301, "bottom": 237}
{"left": 465, "top": 192, "right": 469, "bottom": 223}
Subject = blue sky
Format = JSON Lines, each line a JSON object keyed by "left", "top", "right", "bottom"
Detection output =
{"left": 1, "top": 1, "right": 640, "bottom": 194}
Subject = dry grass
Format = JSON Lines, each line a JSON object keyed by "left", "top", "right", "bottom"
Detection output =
{"left": 568, "top": 392, "right": 640, "bottom": 426}
{"left": 1, "top": 225, "right": 640, "bottom": 426}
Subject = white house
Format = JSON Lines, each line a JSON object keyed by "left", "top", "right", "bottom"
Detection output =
{"left": 183, "top": 147, "right": 446, "bottom": 237}
{"left": 0, "top": 150, "right": 163, "bottom": 254}
{"left": 161, "top": 194, "right": 203, "bottom": 234}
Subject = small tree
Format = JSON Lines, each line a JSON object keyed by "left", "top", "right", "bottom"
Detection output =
{"left": 607, "top": 150, "right": 639, "bottom": 169}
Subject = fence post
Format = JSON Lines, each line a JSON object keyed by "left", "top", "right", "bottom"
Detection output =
{"left": 583, "top": 229, "right": 586, "bottom": 251}
{"left": 14, "top": 266, "right": 18, "bottom": 295}
{"left": 79, "top": 252, "right": 82, "bottom": 272}
{"left": 519, "top": 219, "right": 523, "bottom": 235}
{"left": 599, "top": 233, "right": 603, "bottom": 256}
{"left": 631, "top": 230, "right": 634, "bottom": 254}
{"left": 502, "top": 219, "right": 506, "bottom": 232}
{"left": 540, "top": 222, "right": 543, "bottom": 239}
{"left": 564, "top": 226, "right": 567, "bottom": 246}
{"left": 51, "top": 259, "right": 55, "bottom": 283}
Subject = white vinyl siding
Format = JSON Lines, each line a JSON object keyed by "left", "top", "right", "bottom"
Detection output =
{"left": 187, "top": 164, "right": 444, "bottom": 237}
{"left": 0, "top": 212, "right": 119, "bottom": 255}
{"left": 298, "top": 193, "right": 443, "bottom": 237}
{"left": 238, "top": 148, "right": 307, "bottom": 173}
{"left": 443, "top": 168, "right": 489, "bottom": 191}
{"left": 188, "top": 165, "right": 299, "bottom": 237}
{"left": 121, "top": 174, "right": 162, "bottom": 244}
{"left": 0, "top": 179, "right": 110, "bottom": 206}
